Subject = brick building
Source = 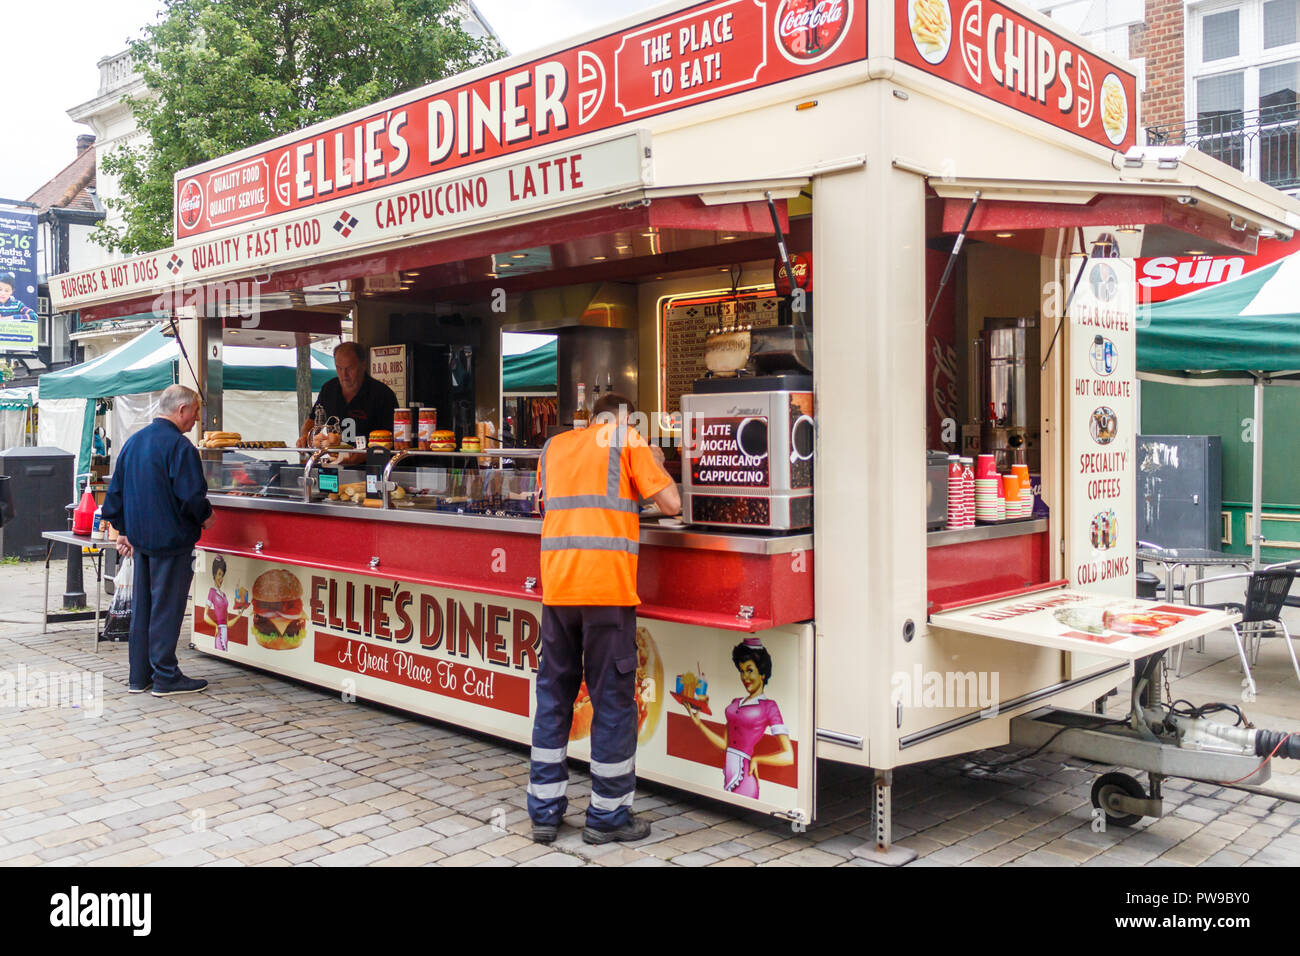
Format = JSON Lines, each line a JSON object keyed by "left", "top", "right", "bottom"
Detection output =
{"left": 1029, "top": 0, "right": 1300, "bottom": 193}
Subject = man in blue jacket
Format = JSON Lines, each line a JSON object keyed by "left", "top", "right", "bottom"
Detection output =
{"left": 102, "top": 385, "right": 214, "bottom": 697}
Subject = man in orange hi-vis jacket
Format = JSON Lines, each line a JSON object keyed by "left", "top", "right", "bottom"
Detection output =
{"left": 528, "top": 393, "right": 681, "bottom": 845}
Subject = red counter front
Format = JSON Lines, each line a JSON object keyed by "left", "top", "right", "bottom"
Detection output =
{"left": 203, "top": 500, "right": 814, "bottom": 632}
{"left": 192, "top": 497, "right": 818, "bottom": 823}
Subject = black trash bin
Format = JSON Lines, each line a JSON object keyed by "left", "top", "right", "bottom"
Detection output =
{"left": 0, "top": 474, "right": 12, "bottom": 528}
{"left": 0, "top": 447, "right": 75, "bottom": 559}
{"left": 1136, "top": 571, "right": 1160, "bottom": 600}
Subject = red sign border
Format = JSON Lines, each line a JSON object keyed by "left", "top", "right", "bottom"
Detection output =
{"left": 893, "top": 0, "right": 1138, "bottom": 153}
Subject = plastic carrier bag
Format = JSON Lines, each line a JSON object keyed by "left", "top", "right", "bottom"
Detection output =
{"left": 102, "top": 555, "right": 133, "bottom": 642}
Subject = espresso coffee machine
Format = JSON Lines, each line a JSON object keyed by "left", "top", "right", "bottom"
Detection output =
{"left": 680, "top": 321, "right": 814, "bottom": 531}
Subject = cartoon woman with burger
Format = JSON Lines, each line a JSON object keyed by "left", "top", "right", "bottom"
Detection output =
{"left": 684, "top": 638, "right": 793, "bottom": 799}
{"left": 203, "top": 555, "right": 247, "bottom": 650}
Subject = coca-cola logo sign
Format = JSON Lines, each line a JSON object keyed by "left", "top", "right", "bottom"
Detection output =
{"left": 774, "top": 253, "right": 813, "bottom": 294}
{"left": 177, "top": 179, "right": 204, "bottom": 230}
{"left": 775, "top": 0, "right": 853, "bottom": 64}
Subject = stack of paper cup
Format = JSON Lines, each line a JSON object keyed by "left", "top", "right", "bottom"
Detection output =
{"left": 975, "top": 454, "right": 1000, "bottom": 521}
{"left": 946, "top": 455, "right": 964, "bottom": 530}
{"left": 1013, "top": 464, "right": 1032, "bottom": 518}
{"left": 961, "top": 457, "right": 975, "bottom": 528}
{"left": 996, "top": 474, "right": 1007, "bottom": 520}
{"left": 1003, "top": 474, "right": 1022, "bottom": 519}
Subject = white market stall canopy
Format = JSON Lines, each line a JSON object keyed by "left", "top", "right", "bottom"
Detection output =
{"left": 39, "top": 326, "right": 335, "bottom": 400}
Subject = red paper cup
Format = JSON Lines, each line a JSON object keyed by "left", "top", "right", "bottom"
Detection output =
{"left": 976, "top": 454, "right": 997, "bottom": 479}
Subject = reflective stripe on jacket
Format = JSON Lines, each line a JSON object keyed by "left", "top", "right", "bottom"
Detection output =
{"left": 539, "top": 421, "right": 669, "bottom": 606}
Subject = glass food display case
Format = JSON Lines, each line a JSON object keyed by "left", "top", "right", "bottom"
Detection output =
{"left": 202, "top": 447, "right": 541, "bottom": 517}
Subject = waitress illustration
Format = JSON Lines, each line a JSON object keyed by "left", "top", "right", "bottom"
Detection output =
{"left": 203, "top": 555, "right": 246, "bottom": 650}
{"left": 685, "top": 638, "right": 793, "bottom": 798}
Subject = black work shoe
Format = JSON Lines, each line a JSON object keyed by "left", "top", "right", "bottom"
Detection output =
{"left": 152, "top": 676, "right": 209, "bottom": 697}
{"left": 582, "top": 813, "right": 651, "bottom": 845}
{"left": 531, "top": 822, "right": 559, "bottom": 844}
{"left": 128, "top": 681, "right": 153, "bottom": 695}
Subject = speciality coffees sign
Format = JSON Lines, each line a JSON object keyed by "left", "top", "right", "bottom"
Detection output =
{"left": 52, "top": 133, "right": 647, "bottom": 313}
{"left": 192, "top": 550, "right": 813, "bottom": 819}
{"left": 895, "top": 0, "right": 1137, "bottom": 151}
{"left": 1066, "top": 258, "right": 1136, "bottom": 597}
{"left": 173, "top": 0, "right": 867, "bottom": 241}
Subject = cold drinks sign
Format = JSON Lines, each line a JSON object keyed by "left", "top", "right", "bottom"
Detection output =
{"left": 1067, "top": 258, "right": 1136, "bottom": 597}
{"left": 173, "top": 0, "right": 867, "bottom": 240}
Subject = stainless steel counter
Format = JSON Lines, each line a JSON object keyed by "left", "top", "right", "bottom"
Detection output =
{"left": 926, "top": 518, "right": 1048, "bottom": 547}
{"left": 210, "top": 494, "right": 812, "bottom": 555}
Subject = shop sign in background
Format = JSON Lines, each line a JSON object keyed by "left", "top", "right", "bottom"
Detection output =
{"left": 1066, "top": 258, "right": 1136, "bottom": 597}
{"left": 192, "top": 550, "right": 813, "bottom": 820}
{"left": 0, "top": 211, "right": 39, "bottom": 353}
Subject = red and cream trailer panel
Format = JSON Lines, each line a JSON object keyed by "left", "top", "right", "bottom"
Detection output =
{"left": 50, "top": 0, "right": 1300, "bottom": 845}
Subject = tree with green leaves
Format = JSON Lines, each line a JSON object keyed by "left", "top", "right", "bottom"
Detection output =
{"left": 95, "top": 0, "right": 505, "bottom": 255}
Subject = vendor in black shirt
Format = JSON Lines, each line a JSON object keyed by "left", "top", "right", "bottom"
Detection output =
{"left": 298, "top": 341, "right": 398, "bottom": 447}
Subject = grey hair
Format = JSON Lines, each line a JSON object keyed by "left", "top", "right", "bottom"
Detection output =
{"left": 159, "top": 384, "right": 201, "bottom": 415}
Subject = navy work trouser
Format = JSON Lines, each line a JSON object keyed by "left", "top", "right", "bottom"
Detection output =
{"left": 528, "top": 605, "right": 639, "bottom": 831}
{"left": 129, "top": 550, "right": 194, "bottom": 688}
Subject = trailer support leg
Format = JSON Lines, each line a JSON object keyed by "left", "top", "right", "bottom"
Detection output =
{"left": 851, "top": 769, "right": 917, "bottom": 866}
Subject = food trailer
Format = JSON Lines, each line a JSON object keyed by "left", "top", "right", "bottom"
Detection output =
{"left": 52, "top": 0, "right": 1300, "bottom": 859}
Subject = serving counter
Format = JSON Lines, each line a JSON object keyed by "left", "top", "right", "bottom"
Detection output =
{"left": 204, "top": 493, "right": 814, "bottom": 633}
{"left": 193, "top": 468, "right": 818, "bottom": 823}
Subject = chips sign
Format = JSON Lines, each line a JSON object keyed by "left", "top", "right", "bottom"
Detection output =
{"left": 894, "top": 0, "right": 1138, "bottom": 151}
{"left": 173, "top": 0, "right": 868, "bottom": 240}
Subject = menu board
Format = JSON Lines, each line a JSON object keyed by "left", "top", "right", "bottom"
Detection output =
{"left": 1066, "top": 258, "right": 1136, "bottom": 597}
{"left": 370, "top": 344, "right": 407, "bottom": 406}
{"left": 661, "top": 292, "right": 780, "bottom": 412}
{"left": 690, "top": 416, "right": 771, "bottom": 488}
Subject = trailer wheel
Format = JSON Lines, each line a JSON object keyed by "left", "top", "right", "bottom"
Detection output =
{"left": 1090, "top": 772, "right": 1146, "bottom": 828}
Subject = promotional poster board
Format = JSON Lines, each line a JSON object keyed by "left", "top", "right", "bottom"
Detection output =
{"left": 930, "top": 587, "right": 1238, "bottom": 660}
{"left": 1066, "top": 258, "right": 1136, "bottom": 596}
{"left": 370, "top": 344, "right": 407, "bottom": 405}
{"left": 0, "top": 211, "right": 39, "bottom": 353}
{"left": 193, "top": 550, "right": 814, "bottom": 821}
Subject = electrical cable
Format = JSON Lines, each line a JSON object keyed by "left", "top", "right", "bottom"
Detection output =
{"left": 1218, "top": 733, "right": 1292, "bottom": 786}
{"left": 959, "top": 715, "right": 1119, "bottom": 775}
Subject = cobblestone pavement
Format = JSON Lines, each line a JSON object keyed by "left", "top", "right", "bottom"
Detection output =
{"left": 3, "top": 558, "right": 1300, "bottom": 866}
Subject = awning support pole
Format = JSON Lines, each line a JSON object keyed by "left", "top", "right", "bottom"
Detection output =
{"left": 925, "top": 190, "right": 980, "bottom": 328}
{"left": 764, "top": 191, "right": 804, "bottom": 326}
{"left": 1253, "top": 374, "right": 1265, "bottom": 569}
{"left": 1041, "top": 228, "right": 1088, "bottom": 372}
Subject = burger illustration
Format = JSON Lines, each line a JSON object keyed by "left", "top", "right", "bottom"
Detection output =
{"left": 250, "top": 569, "right": 307, "bottom": 650}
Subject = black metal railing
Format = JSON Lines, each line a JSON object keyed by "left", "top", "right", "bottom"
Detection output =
{"left": 1147, "top": 105, "right": 1300, "bottom": 191}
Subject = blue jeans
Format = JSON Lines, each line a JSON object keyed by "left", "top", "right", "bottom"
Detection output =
{"left": 527, "top": 605, "right": 639, "bottom": 830}
{"left": 129, "top": 550, "right": 194, "bottom": 688}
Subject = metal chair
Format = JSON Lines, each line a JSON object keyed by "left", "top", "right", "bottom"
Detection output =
{"left": 1184, "top": 565, "right": 1300, "bottom": 697}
